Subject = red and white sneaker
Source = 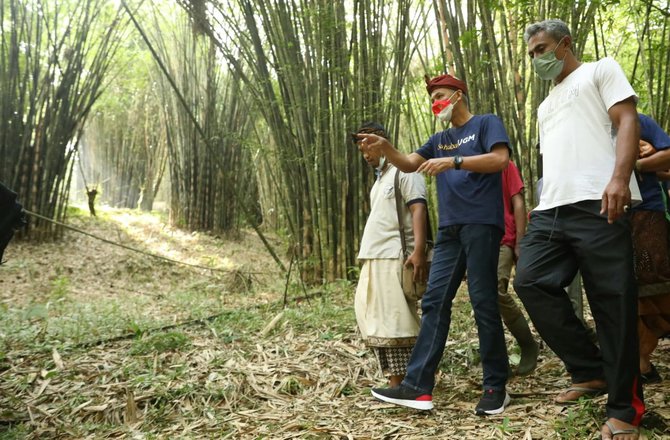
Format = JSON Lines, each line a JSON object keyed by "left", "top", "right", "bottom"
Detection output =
{"left": 371, "top": 384, "right": 433, "bottom": 410}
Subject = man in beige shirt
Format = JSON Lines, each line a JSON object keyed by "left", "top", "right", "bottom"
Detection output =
{"left": 353, "top": 122, "right": 428, "bottom": 388}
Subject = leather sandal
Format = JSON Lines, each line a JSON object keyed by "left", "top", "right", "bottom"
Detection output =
{"left": 601, "top": 420, "right": 639, "bottom": 439}
{"left": 554, "top": 385, "right": 606, "bottom": 405}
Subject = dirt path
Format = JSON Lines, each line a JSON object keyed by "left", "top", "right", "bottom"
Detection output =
{"left": 0, "top": 207, "right": 667, "bottom": 439}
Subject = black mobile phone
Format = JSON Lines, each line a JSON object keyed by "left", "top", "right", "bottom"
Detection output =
{"left": 350, "top": 132, "right": 359, "bottom": 143}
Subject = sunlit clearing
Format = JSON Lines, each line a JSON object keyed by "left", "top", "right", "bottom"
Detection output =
{"left": 69, "top": 204, "right": 239, "bottom": 270}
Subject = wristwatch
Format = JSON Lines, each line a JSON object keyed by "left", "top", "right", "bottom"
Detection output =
{"left": 454, "top": 155, "right": 463, "bottom": 170}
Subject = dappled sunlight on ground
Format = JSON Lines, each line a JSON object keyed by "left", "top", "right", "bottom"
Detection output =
{"left": 75, "top": 204, "right": 254, "bottom": 272}
{"left": 0, "top": 206, "right": 287, "bottom": 310}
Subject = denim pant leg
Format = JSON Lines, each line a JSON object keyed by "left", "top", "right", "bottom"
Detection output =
{"left": 402, "top": 226, "right": 466, "bottom": 394}
{"left": 460, "top": 224, "right": 508, "bottom": 390}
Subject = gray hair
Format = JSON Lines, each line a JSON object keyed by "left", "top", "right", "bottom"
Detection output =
{"left": 524, "top": 19, "right": 571, "bottom": 43}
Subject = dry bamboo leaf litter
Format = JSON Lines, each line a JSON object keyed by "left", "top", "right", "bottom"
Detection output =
{"left": 1, "top": 214, "right": 668, "bottom": 439}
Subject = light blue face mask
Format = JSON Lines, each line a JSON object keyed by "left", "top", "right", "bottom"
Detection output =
{"left": 532, "top": 37, "right": 567, "bottom": 81}
{"left": 375, "top": 156, "right": 386, "bottom": 174}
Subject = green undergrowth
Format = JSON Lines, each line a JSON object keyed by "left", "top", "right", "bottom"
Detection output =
{"left": 554, "top": 400, "right": 602, "bottom": 439}
{"left": 0, "top": 274, "right": 359, "bottom": 365}
{"left": 129, "top": 331, "right": 191, "bottom": 355}
{"left": 2, "top": 253, "right": 668, "bottom": 438}
{"left": 0, "top": 425, "right": 30, "bottom": 440}
{"left": 65, "top": 205, "right": 87, "bottom": 218}
{"left": 0, "top": 277, "right": 276, "bottom": 355}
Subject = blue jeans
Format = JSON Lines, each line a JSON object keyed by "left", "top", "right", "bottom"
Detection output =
{"left": 402, "top": 224, "right": 508, "bottom": 394}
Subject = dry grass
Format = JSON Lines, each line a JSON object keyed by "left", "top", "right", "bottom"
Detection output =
{"left": 0, "top": 207, "right": 668, "bottom": 439}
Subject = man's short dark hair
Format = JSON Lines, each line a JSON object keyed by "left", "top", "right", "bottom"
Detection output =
{"left": 524, "top": 19, "right": 571, "bottom": 43}
{"left": 356, "top": 121, "right": 388, "bottom": 139}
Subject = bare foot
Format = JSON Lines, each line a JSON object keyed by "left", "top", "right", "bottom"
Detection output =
{"left": 601, "top": 418, "right": 639, "bottom": 440}
{"left": 554, "top": 379, "right": 606, "bottom": 404}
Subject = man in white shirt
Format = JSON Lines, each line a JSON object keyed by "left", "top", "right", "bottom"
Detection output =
{"left": 514, "top": 19, "right": 644, "bottom": 440}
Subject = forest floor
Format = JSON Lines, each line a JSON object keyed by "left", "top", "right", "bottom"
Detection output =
{"left": 0, "top": 206, "right": 668, "bottom": 439}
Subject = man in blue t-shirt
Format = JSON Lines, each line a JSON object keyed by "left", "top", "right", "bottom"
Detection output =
{"left": 635, "top": 114, "right": 670, "bottom": 212}
{"left": 357, "top": 73, "right": 511, "bottom": 416}
{"left": 631, "top": 114, "right": 670, "bottom": 385}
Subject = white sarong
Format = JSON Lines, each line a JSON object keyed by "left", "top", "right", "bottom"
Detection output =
{"left": 354, "top": 258, "right": 420, "bottom": 348}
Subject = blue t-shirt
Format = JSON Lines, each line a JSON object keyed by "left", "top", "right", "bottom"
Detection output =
{"left": 415, "top": 114, "right": 510, "bottom": 230}
{"left": 635, "top": 114, "right": 670, "bottom": 212}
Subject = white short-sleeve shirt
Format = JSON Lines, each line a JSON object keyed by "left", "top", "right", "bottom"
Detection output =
{"left": 357, "top": 165, "right": 427, "bottom": 259}
{"left": 536, "top": 57, "right": 641, "bottom": 210}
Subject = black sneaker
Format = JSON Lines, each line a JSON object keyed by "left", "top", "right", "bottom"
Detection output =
{"left": 641, "top": 364, "right": 662, "bottom": 384}
{"left": 371, "top": 384, "right": 433, "bottom": 410}
{"left": 475, "top": 389, "right": 510, "bottom": 416}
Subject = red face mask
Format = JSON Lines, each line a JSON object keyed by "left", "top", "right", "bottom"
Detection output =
{"left": 431, "top": 99, "right": 451, "bottom": 116}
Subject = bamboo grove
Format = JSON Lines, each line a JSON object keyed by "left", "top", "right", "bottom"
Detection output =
{"left": 0, "top": 0, "right": 127, "bottom": 239}
{"left": 2, "top": 0, "right": 670, "bottom": 281}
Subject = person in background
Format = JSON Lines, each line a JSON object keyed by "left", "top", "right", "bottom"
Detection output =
{"left": 359, "top": 73, "right": 512, "bottom": 415}
{"left": 516, "top": 19, "right": 643, "bottom": 440}
{"left": 0, "top": 182, "right": 27, "bottom": 264}
{"left": 497, "top": 161, "right": 539, "bottom": 376}
{"left": 353, "top": 122, "right": 428, "bottom": 389}
{"left": 630, "top": 114, "right": 670, "bottom": 385}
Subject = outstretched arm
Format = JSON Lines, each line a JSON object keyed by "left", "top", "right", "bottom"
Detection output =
{"left": 356, "top": 133, "right": 425, "bottom": 172}
{"left": 416, "top": 144, "right": 509, "bottom": 176}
